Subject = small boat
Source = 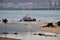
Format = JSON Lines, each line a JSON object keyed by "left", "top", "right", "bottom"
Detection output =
{"left": 20, "top": 14, "right": 36, "bottom": 22}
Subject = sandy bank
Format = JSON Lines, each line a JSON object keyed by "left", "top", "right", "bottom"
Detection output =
{"left": 0, "top": 37, "right": 22, "bottom": 40}
{"left": 32, "top": 23, "right": 47, "bottom": 27}
{"left": 43, "top": 27, "right": 60, "bottom": 34}
{"left": 32, "top": 23, "right": 60, "bottom": 34}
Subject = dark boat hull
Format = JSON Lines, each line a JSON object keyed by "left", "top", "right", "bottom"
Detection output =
{"left": 24, "top": 19, "right": 36, "bottom": 21}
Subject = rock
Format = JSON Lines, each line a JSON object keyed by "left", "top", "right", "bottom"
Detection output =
{"left": 57, "top": 21, "right": 60, "bottom": 26}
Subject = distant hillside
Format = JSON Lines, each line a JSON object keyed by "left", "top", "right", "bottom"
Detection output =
{"left": 0, "top": 8, "right": 60, "bottom": 10}
{"left": 0, "top": 0, "right": 60, "bottom": 10}
{"left": 0, "top": 0, "right": 49, "bottom": 3}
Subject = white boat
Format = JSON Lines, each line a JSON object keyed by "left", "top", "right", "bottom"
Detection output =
{"left": 20, "top": 14, "right": 36, "bottom": 22}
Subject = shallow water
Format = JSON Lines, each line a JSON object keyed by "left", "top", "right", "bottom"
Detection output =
{"left": 0, "top": 23, "right": 60, "bottom": 40}
{"left": 0, "top": 23, "right": 44, "bottom": 33}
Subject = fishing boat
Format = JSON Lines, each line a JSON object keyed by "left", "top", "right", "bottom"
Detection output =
{"left": 20, "top": 14, "right": 36, "bottom": 22}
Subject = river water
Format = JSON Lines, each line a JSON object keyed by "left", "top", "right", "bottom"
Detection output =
{"left": 0, "top": 10, "right": 60, "bottom": 22}
{"left": 0, "top": 10, "right": 60, "bottom": 40}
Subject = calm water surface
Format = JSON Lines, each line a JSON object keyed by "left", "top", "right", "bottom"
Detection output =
{"left": 0, "top": 10, "right": 60, "bottom": 22}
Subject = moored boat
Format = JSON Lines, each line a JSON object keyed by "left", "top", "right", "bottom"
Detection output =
{"left": 20, "top": 14, "right": 36, "bottom": 22}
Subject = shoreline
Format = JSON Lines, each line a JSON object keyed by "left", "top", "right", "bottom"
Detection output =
{"left": 32, "top": 23, "right": 60, "bottom": 34}
{"left": 43, "top": 27, "right": 60, "bottom": 34}
{"left": 0, "top": 37, "right": 22, "bottom": 40}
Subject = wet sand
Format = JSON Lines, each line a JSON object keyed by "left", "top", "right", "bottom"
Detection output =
{"left": 43, "top": 27, "right": 60, "bottom": 34}
{"left": 0, "top": 37, "right": 22, "bottom": 40}
{"left": 32, "top": 23, "right": 47, "bottom": 27}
